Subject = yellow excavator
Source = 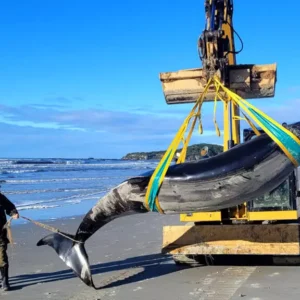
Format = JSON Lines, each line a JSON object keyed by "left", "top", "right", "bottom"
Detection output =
{"left": 159, "top": 0, "right": 300, "bottom": 264}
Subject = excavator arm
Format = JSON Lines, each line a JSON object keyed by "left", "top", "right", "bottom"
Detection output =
{"left": 159, "top": 0, "right": 277, "bottom": 105}
{"left": 198, "top": 0, "right": 235, "bottom": 82}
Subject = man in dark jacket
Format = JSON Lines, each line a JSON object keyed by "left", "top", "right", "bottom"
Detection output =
{"left": 0, "top": 192, "right": 19, "bottom": 291}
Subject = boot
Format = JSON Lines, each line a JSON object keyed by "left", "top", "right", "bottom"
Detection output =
{"left": 0, "top": 265, "right": 10, "bottom": 291}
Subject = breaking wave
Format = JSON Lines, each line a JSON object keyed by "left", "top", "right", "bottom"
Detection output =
{"left": 5, "top": 187, "right": 103, "bottom": 195}
{"left": 18, "top": 204, "right": 60, "bottom": 211}
{"left": 15, "top": 191, "right": 107, "bottom": 209}
{"left": 5, "top": 176, "right": 126, "bottom": 184}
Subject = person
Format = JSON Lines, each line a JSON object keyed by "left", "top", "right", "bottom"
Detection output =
{"left": 174, "top": 152, "right": 181, "bottom": 162}
{"left": 0, "top": 192, "right": 19, "bottom": 291}
{"left": 200, "top": 146, "right": 210, "bottom": 159}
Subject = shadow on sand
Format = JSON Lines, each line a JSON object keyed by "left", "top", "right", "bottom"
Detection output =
{"left": 8, "top": 253, "right": 297, "bottom": 291}
{"left": 8, "top": 253, "right": 190, "bottom": 290}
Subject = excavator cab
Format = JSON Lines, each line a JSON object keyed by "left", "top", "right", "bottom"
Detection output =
{"left": 243, "top": 127, "right": 299, "bottom": 215}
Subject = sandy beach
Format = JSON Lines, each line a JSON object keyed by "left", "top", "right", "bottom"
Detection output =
{"left": 0, "top": 213, "right": 299, "bottom": 300}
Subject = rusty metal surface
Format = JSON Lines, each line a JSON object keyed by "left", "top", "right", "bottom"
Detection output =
{"left": 164, "top": 243, "right": 300, "bottom": 255}
{"left": 162, "top": 224, "right": 300, "bottom": 255}
{"left": 159, "top": 63, "right": 277, "bottom": 104}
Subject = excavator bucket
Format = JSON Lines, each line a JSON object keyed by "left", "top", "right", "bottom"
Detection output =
{"left": 159, "top": 63, "right": 277, "bottom": 104}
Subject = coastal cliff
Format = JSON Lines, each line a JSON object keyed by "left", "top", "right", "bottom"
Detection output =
{"left": 122, "top": 143, "right": 223, "bottom": 160}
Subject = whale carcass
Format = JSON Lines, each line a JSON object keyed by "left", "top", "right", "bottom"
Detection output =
{"left": 37, "top": 122, "right": 300, "bottom": 288}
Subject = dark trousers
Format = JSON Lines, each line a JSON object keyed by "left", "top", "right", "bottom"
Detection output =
{"left": 0, "top": 242, "right": 8, "bottom": 268}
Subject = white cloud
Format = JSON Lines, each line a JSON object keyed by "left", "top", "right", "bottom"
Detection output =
{"left": 0, "top": 98, "right": 298, "bottom": 158}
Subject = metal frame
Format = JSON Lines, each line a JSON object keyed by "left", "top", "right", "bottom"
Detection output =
{"left": 244, "top": 128, "right": 298, "bottom": 213}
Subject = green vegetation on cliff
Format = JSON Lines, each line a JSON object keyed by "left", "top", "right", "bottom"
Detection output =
{"left": 122, "top": 143, "right": 223, "bottom": 160}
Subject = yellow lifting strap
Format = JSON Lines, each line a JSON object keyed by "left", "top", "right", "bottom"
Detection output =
{"left": 144, "top": 77, "right": 214, "bottom": 213}
{"left": 144, "top": 75, "right": 300, "bottom": 213}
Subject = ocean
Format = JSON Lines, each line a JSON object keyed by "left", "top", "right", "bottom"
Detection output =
{"left": 0, "top": 158, "right": 159, "bottom": 225}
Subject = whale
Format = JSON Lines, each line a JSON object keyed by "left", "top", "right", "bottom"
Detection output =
{"left": 37, "top": 122, "right": 300, "bottom": 288}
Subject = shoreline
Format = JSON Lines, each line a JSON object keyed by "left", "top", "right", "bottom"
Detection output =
{"left": 11, "top": 197, "right": 100, "bottom": 226}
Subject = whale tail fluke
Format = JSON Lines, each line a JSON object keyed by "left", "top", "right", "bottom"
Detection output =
{"left": 37, "top": 233, "right": 95, "bottom": 288}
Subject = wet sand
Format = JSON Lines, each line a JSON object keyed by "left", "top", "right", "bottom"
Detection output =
{"left": 2, "top": 213, "right": 300, "bottom": 300}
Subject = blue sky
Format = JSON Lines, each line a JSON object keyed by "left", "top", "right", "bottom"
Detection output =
{"left": 0, "top": 0, "right": 299, "bottom": 158}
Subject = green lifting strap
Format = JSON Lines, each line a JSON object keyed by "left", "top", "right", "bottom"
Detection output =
{"left": 147, "top": 151, "right": 172, "bottom": 212}
{"left": 249, "top": 108, "right": 300, "bottom": 166}
{"left": 214, "top": 76, "right": 300, "bottom": 167}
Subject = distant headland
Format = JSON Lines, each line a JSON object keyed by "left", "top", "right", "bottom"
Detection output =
{"left": 121, "top": 143, "right": 223, "bottom": 160}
